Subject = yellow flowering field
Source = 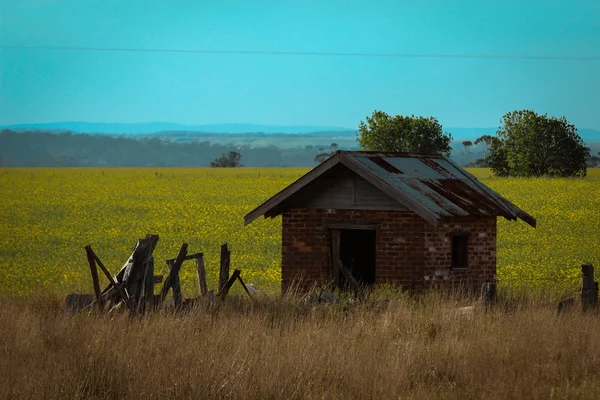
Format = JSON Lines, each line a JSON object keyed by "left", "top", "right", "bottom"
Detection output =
{"left": 474, "top": 169, "right": 600, "bottom": 292}
{"left": 0, "top": 168, "right": 599, "bottom": 295}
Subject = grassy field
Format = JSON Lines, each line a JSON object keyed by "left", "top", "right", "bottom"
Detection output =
{"left": 1, "top": 168, "right": 599, "bottom": 295}
{"left": 4, "top": 292, "right": 600, "bottom": 399}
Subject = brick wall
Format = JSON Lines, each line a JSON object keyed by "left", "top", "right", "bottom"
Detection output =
{"left": 423, "top": 216, "right": 496, "bottom": 292}
{"left": 281, "top": 208, "right": 496, "bottom": 293}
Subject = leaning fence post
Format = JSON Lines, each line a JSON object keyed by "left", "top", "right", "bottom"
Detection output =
{"left": 338, "top": 261, "right": 365, "bottom": 301}
{"left": 85, "top": 245, "right": 103, "bottom": 309}
{"left": 219, "top": 269, "right": 241, "bottom": 301}
{"left": 581, "top": 263, "right": 597, "bottom": 312}
{"left": 166, "top": 259, "right": 183, "bottom": 311}
{"left": 481, "top": 282, "right": 497, "bottom": 309}
{"left": 88, "top": 246, "right": 136, "bottom": 314}
{"left": 219, "top": 243, "right": 231, "bottom": 293}
{"left": 195, "top": 254, "right": 208, "bottom": 297}
{"left": 159, "top": 243, "right": 188, "bottom": 305}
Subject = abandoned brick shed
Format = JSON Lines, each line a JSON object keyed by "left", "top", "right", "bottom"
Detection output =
{"left": 244, "top": 151, "right": 536, "bottom": 293}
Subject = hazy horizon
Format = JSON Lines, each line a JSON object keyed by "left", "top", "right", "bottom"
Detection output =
{"left": 4, "top": 120, "right": 600, "bottom": 131}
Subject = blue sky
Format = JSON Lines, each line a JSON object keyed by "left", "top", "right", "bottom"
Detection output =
{"left": 1, "top": 0, "right": 599, "bottom": 129}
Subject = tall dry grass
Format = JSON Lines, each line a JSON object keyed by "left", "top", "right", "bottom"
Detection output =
{"left": 2, "top": 289, "right": 600, "bottom": 400}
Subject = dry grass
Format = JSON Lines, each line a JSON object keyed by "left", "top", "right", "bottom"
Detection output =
{"left": 2, "top": 290, "right": 600, "bottom": 400}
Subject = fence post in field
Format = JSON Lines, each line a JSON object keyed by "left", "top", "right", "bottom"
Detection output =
{"left": 85, "top": 245, "right": 103, "bottom": 309}
{"left": 237, "top": 274, "right": 255, "bottom": 301}
{"left": 481, "top": 282, "right": 497, "bottom": 309}
{"left": 142, "top": 234, "right": 159, "bottom": 312}
{"left": 195, "top": 253, "right": 208, "bottom": 297}
{"left": 159, "top": 243, "right": 188, "bottom": 307}
{"left": 219, "top": 243, "right": 231, "bottom": 293}
{"left": 219, "top": 268, "right": 241, "bottom": 300}
{"left": 89, "top": 246, "right": 136, "bottom": 314}
{"left": 166, "top": 259, "right": 183, "bottom": 311}
{"left": 143, "top": 257, "right": 155, "bottom": 311}
{"left": 581, "top": 263, "right": 597, "bottom": 312}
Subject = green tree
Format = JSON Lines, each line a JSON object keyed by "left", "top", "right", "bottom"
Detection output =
{"left": 462, "top": 140, "right": 473, "bottom": 163}
{"left": 474, "top": 135, "right": 493, "bottom": 159}
{"left": 314, "top": 143, "right": 340, "bottom": 163}
{"left": 489, "top": 110, "right": 589, "bottom": 177}
{"left": 488, "top": 137, "right": 510, "bottom": 175}
{"left": 470, "top": 134, "right": 494, "bottom": 167}
{"left": 357, "top": 111, "right": 452, "bottom": 156}
{"left": 210, "top": 151, "right": 242, "bottom": 167}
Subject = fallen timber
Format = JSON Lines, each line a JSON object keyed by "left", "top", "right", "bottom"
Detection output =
{"left": 67, "top": 235, "right": 256, "bottom": 315}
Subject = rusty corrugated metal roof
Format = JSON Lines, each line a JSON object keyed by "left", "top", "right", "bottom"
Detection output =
{"left": 244, "top": 151, "right": 536, "bottom": 227}
{"left": 348, "top": 152, "right": 533, "bottom": 223}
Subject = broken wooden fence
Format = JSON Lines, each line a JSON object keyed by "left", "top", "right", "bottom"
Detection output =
{"left": 68, "top": 237, "right": 255, "bottom": 315}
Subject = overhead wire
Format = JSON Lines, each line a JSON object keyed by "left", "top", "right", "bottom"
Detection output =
{"left": 1, "top": 45, "right": 600, "bottom": 61}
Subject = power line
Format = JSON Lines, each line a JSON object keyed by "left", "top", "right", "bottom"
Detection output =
{"left": 1, "top": 44, "right": 600, "bottom": 61}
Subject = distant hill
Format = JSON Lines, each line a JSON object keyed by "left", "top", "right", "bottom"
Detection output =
{"left": 2, "top": 122, "right": 353, "bottom": 135}
{"left": 3, "top": 122, "right": 599, "bottom": 142}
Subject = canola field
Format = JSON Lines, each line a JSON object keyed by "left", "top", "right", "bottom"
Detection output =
{"left": 1, "top": 168, "right": 599, "bottom": 295}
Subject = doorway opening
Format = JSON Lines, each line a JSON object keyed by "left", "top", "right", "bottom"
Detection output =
{"left": 336, "top": 229, "right": 376, "bottom": 286}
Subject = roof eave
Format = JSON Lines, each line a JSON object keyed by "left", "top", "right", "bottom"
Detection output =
{"left": 243, "top": 152, "right": 343, "bottom": 225}
{"left": 514, "top": 213, "right": 537, "bottom": 228}
{"left": 443, "top": 158, "right": 537, "bottom": 228}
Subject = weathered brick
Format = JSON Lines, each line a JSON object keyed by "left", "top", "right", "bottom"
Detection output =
{"left": 281, "top": 209, "right": 497, "bottom": 293}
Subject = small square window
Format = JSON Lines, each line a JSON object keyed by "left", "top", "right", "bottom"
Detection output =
{"left": 451, "top": 233, "right": 469, "bottom": 269}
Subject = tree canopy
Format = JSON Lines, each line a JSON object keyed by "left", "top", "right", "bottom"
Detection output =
{"left": 489, "top": 110, "right": 589, "bottom": 177}
{"left": 357, "top": 111, "right": 452, "bottom": 156}
{"left": 210, "top": 151, "right": 242, "bottom": 167}
{"left": 465, "top": 134, "right": 494, "bottom": 167}
{"left": 314, "top": 143, "right": 339, "bottom": 163}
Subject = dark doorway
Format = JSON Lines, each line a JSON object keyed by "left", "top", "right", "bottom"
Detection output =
{"left": 339, "top": 229, "right": 376, "bottom": 285}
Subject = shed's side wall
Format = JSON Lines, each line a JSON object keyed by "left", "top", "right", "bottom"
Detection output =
{"left": 281, "top": 208, "right": 496, "bottom": 293}
{"left": 423, "top": 216, "right": 496, "bottom": 291}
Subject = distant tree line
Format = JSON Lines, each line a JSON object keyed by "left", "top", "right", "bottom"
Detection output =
{"left": 0, "top": 130, "right": 337, "bottom": 167}
{"left": 3, "top": 124, "right": 596, "bottom": 171}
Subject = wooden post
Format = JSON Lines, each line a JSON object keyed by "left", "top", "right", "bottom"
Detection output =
{"left": 581, "top": 264, "right": 597, "bottom": 312}
{"left": 159, "top": 243, "right": 188, "bottom": 304}
{"left": 144, "top": 257, "right": 155, "bottom": 310}
{"left": 195, "top": 254, "right": 208, "bottom": 296}
{"left": 120, "top": 235, "right": 159, "bottom": 311}
{"left": 167, "top": 259, "right": 183, "bottom": 310}
{"left": 219, "top": 243, "right": 230, "bottom": 293}
{"left": 136, "top": 260, "right": 149, "bottom": 315}
{"left": 143, "top": 235, "right": 159, "bottom": 309}
{"left": 338, "top": 261, "right": 365, "bottom": 301}
{"left": 481, "top": 282, "right": 496, "bottom": 308}
{"left": 122, "top": 240, "right": 143, "bottom": 306}
{"left": 88, "top": 246, "right": 136, "bottom": 314}
{"left": 237, "top": 274, "right": 254, "bottom": 301}
{"left": 206, "top": 289, "right": 215, "bottom": 307}
{"left": 219, "top": 269, "right": 241, "bottom": 300}
{"left": 85, "top": 245, "right": 103, "bottom": 308}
